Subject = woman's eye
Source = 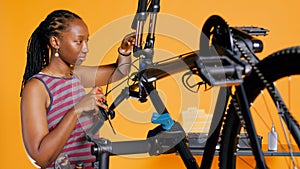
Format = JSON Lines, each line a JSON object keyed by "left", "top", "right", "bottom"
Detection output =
{"left": 76, "top": 40, "right": 83, "bottom": 44}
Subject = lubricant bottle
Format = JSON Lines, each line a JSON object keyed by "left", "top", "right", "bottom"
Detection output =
{"left": 268, "top": 124, "right": 278, "bottom": 151}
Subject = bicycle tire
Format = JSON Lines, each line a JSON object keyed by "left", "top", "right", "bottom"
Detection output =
{"left": 219, "top": 46, "right": 300, "bottom": 168}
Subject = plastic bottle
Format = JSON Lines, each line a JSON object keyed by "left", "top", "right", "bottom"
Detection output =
{"left": 268, "top": 124, "right": 278, "bottom": 151}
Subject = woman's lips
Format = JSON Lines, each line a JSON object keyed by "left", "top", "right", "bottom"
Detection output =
{"left": 78, "top": 56, "right": 86, "bottom": 61}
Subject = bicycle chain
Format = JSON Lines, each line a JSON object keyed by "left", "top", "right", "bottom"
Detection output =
{"left": 231, "top": 34, "right": 300, "bottom": 135}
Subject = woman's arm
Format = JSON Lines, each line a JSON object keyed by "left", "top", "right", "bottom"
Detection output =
{"left": 77, "top": 33, "right": 135, "bottom": 87}
{"left": 21, "top": 79, "right": 104, "bottom": 168}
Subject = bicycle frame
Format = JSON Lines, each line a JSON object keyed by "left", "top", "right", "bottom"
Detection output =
{"left": 86, "top": 0, "right": 272, "bottom": 168}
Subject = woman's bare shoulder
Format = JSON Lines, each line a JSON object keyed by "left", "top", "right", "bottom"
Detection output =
{"left": 21, "top": 78, "right": 48, "bottom": 99}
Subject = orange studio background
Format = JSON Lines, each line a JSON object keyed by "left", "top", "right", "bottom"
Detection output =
{"left": 1, "top": 0, "right": 300, "bottom": 169}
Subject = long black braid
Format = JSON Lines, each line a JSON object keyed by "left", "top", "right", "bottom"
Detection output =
{"left": 21, "top": 10, "right": 81, "bottom": 94}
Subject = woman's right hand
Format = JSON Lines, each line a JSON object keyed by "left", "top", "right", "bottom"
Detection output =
{"left": 74, "top": 87, "right": 107, "bottom": 116}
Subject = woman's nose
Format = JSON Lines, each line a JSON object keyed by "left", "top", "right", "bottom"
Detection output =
{"left": 82, "top": 41, "right": 89, "bottom": 53}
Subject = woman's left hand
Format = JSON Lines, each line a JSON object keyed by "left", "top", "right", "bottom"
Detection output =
{"left": 119, "top": 32, "right": 136, "bottom": 55}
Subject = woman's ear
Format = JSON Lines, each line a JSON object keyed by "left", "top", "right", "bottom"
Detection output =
{"left": 49, "top": 36, "right": 60, "bottom": 49}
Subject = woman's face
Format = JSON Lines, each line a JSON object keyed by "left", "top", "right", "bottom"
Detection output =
{"left": 58, "top": 18, "right": 89, "bottom": 66}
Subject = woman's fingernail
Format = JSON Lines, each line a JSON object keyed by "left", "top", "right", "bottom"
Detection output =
{"left": 96, "top": 88, "right": 102, "bottom": 94}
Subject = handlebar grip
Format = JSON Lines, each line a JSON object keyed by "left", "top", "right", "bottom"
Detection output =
{"left": 137, "top": 0, "right": 148, "bottom": 13}
{"left": 148, "top": 0, "right": 160, "bottom": 12}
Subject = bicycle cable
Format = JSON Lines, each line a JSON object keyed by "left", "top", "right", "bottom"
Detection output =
{"left": 104, "top": 57, "right": 140, "bottom": 96}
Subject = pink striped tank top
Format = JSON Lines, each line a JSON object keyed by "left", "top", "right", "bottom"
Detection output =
{"left": 32, "top": 73, "right": 96, "bottom": 169}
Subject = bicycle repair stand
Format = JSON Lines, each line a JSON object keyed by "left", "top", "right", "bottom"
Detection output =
{"left": 86, "top": 78, "right": 200, "bottom": 169}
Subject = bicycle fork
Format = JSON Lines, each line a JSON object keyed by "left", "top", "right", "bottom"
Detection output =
{"left": 235, "top": 84, "right": 268, "bottom": 169}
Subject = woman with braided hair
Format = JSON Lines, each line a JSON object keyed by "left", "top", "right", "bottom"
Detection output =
{"left": 20, "top": 10, "right": 135, "bottom": 168}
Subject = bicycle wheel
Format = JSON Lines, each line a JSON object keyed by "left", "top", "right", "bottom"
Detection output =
{"left": 219, "top": 46, "right": 300, "bottom": 168}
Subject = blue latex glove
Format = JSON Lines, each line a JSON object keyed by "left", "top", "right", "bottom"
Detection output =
{"left": 151, "top": 112, "right": 174, "bottom": 130}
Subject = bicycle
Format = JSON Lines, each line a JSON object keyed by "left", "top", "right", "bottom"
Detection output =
{"left": 86, "top": 0, "right": 300, "bottom": 168}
